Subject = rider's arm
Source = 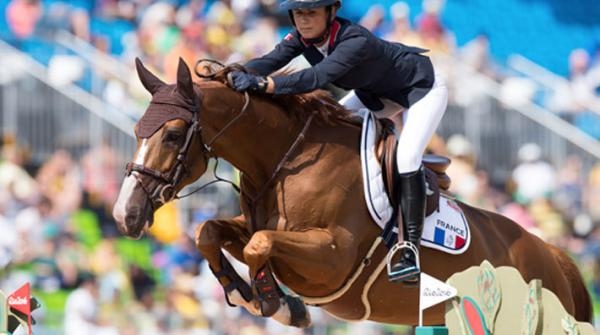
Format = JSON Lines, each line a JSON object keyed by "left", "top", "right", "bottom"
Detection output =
{"left": 266, "top": 31, "right": 369, "bottom": 95}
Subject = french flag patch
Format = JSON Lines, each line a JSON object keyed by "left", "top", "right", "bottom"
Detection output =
{"left": 434, "top": 226, "right": 467, "bottom": 249}
{"left": 420, "top": 195, "right": 471, "bottom": 255}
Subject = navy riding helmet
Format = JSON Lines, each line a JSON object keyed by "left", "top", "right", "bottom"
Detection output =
{"left": 280, "top": 0, "right": 341, "bottom": 11}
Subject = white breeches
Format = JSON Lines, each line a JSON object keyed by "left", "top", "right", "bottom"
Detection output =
{"left": 339, "top": 74, "right": 448, "bottom": 174}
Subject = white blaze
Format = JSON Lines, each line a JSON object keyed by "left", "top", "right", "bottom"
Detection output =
{"left": 113, "top": 140, "right": 149, "bottom": 223}
{"left": 134, "top": 139, "right": 149, "bottom": 165}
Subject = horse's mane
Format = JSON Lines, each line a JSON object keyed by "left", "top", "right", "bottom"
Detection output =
{"left": 195, "top": 61, "right": 355, "bottom": 126}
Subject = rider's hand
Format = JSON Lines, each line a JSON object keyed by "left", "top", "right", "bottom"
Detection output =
{"left": 230, "top": 71, "right": 268, "bottom": 93}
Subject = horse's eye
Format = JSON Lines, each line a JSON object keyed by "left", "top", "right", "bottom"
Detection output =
{"left": 164, "top": 130, "right": 184, "bottom": 143}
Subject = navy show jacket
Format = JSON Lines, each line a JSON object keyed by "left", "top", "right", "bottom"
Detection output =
{"left": 245, "top": 17, "right": 435, "bottom": 110}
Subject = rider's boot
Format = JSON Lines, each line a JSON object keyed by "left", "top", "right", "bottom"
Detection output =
{"left": 389, "top": 166, "right": 426, "bottom": 283}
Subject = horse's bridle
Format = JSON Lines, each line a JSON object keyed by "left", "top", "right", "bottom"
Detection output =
{"left": 126, "top": 116, "right": 202, "bottom": 209}
{"left": 125, "top": 71, "right": 315, "bottom": 229}
{"left": 125, "top": 88, "right": 251, "bottom": 210}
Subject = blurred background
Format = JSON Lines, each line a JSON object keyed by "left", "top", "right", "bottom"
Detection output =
{"left": 0, "top": 0, "right": 599, "bottom": 334}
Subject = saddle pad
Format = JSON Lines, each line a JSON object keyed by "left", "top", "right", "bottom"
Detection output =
{"left": 360, "top": 112, "right": 470, "bottom": 255}
{"left": 360, "top": 110, "right": 393, "bottom": 226}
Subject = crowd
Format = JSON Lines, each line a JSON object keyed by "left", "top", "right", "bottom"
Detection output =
{"left": 1, "top": 0, "right": 600, "bottom": 334}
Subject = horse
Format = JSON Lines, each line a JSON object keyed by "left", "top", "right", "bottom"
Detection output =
{"left": 112, "top": 58, "right": 592, "bottom": 328}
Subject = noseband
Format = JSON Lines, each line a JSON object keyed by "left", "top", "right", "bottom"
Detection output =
{"left": 125, "top": 88, "right": 251, "bottom": 209}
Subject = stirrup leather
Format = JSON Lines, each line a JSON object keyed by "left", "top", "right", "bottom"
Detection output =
{"left": 386, "top": 241, "right": 420, "bottom": 280}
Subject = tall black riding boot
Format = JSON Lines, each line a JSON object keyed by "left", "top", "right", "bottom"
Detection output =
{"left": 389, "top": 166, "right": 426, "bottom": 283}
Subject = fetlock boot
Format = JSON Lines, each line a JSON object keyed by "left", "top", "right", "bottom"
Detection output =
{"left": 389, "top": 166, "right": 426, "bottom": 283}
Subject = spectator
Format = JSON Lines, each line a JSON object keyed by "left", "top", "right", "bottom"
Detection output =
{"left": 0, "top": 193, "right": 17, "bottom": 269}
{"left": 127, "top": 288, "right": 166, "bottom": 334}
{"left": 500, "top": 200, "right": 541, "bottom": 237}
{"left": 30, "top": 236, "right": 62, "bottom": 292}
{"left": 445, "top": 134, "right": 479, "bottom": 203}
{"left": 234, "top": 16, "right": 279, "bottom": 62}
{"left": 5, "top": 0, "right": 42, "bottom": 39}
{"left": 35, "top": 150, "right": 82, "bottom": 218}
{"left": 415, "top": 0, "right": 453, "bottom": 57}
{"left": 13, "top": 195, "right": 56, "bottom": 263}
{"left": 56, "top": 232, "right": 90, "bottom": 289}
{"left": 0, "top": 138, "right": 37, "bottom": 208}
{"left": 358, "top": 4, "right": 386, "bottom": 35}
{"left": 509, "top": 143, "right": 557, "bottom": 205}
{"left": 565, "top": 48, "right": 600, "bottom": 138}
{"left": 584, "top": 163, "right": 600, "bottom": 226}
{"left": 459, "top": 32, "right": 503, "bottom": 80}
{"left": 384, "top": 1, "right": 421, "bottom": 47}
{"left": 163, "top": 22, "right": 209, "bottom": 82}
{"left": 63, "top": 272, "right": 119, "bottom": 335}
{"left": 80, "top": 142, "right": 121, "bottom": 237}
{"left": 553, "top": 155, "right": 585, "bottom": 223}
{"left": 569, "top": 49, "right": 600, "bottom": 113}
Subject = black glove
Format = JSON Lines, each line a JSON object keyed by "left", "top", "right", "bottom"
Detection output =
{"left": 230, "top": 71, "right": 268, "bottom": 93}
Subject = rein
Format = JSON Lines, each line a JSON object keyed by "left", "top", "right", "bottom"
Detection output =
{"left": 203, "top": 92, "right": 251, "bottom": 153}
{"left": 127, "top": 85, "right": 315, "bottom": 221}
{"left": 243, "top": 112, "right": 316, "bottom": 233}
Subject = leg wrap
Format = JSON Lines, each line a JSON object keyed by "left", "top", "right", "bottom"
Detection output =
{"left": 210, "top": 254, "right": 253, "bottom": 306}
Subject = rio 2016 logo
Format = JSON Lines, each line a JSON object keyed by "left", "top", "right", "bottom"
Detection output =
{"left": 0, "top": 283, "right": 39, "bottom": 335}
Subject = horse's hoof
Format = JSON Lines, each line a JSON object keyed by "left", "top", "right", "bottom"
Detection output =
{"left": 284, "top": 295, "right": 311, "bottom": 328}
{"left": 257, "top": 295, "right": 281, "bottom": 317}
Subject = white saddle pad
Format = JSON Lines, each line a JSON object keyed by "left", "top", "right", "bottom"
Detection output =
{"left": 360, "top": 112, "right": 470, "bottom": 255}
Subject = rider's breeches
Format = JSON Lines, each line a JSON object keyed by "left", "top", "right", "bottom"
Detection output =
{"left": 339, "top": 74, "right": 448, "bottom": 174}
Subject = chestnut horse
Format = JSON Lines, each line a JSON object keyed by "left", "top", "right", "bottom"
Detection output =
{"left": 113, "top": 58, "right": 592, "bottom": 327}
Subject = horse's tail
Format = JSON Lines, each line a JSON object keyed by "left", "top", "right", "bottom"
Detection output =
{"left": 548, "top": 243, "right": 593, "bottom": 323}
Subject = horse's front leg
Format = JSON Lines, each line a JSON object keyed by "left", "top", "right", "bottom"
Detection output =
{"left": 195, "top": 216, "right": 310, "bottom": 327}
{"left": 244, "top": 229, "right": 348, "bottom": 325}
{"left": 194, "top": 216, "right": 256, "bottom": 311}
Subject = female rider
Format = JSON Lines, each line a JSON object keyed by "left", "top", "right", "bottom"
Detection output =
{"left": 229, "top": 0, "right": 448, "bottom": 283}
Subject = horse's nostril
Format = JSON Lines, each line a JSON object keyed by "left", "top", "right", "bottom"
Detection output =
{"left": 126, "top": 206, "right": 143, "bottom": 218}
{"left": 124, "top": 213, "right": 138, "bottom": 223}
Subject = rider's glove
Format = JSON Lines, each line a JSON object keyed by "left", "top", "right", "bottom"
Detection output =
{"left": 230, "top": 71, "right": 268, "bottom": 93}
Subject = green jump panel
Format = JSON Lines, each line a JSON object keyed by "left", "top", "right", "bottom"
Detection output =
{"left": 415, "top": 326, "right": 449, "bottom": 335}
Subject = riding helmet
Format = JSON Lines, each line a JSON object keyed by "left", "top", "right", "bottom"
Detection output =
{"left": 280, "top": 0, "right": 341, "bottom": 11}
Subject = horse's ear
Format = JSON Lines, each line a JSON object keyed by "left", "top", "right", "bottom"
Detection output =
{"left": 135, "top": 57, "right": 165, "bottom": 95}
{"left": 176, "top": 58, "right": 194, "bottom": 101}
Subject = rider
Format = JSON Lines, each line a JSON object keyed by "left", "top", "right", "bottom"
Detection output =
{"left": 229, "top": 0, "right": 448, "bottom": 283}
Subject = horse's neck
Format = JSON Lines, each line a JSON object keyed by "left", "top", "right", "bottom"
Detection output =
{"left": 209, "top": 98, "right": 303, "bottom": 190}
{"left": 199, "top": 86, "right": 359, "bottom": 192}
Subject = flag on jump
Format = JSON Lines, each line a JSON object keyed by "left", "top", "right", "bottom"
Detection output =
{"left": 7, "top": 283, "right": 31, "bottom": 335}
{"left": 420, "top": 272, "right": 457, "bottom": 310}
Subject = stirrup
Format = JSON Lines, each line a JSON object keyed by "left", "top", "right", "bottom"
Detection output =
{"left": 386, "top": 241, "right": 421, "bottom": 282}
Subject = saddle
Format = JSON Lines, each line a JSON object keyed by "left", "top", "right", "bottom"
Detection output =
{"left": 374, "top": 117, "right": 451, "bottom": 216}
